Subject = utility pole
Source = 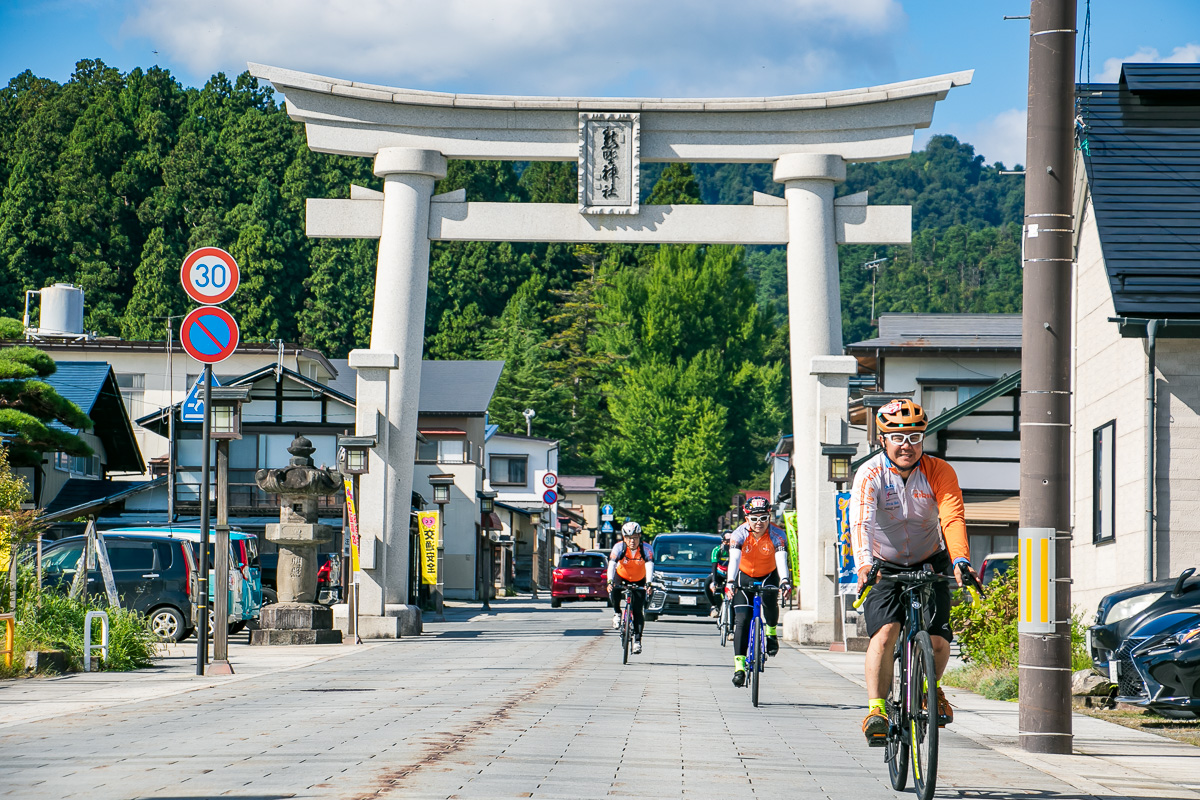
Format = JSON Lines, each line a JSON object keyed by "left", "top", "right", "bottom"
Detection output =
{"left": 1019, "top": 0, "right": 1076, "bottom": 755}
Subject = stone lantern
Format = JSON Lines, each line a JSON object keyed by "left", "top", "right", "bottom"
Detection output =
{"left": 250, "top": 435, "right": 343, "bottom": 645}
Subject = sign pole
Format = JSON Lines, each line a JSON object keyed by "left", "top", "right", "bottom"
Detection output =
{"left": 195, "top": 363, "right": 212, "bottom": 676}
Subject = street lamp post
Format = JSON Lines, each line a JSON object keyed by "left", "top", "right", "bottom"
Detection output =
{"left": 208, "top": 385, "right": 248, "bottom": 676}
{"left": 428, "top": 474, "right": 453, "bottom": 616}
{"left": 338, "top": 434, "right": 376, "bottom": 645}
{"left": 479, "top": 490, "right": 497, "bottom": 611}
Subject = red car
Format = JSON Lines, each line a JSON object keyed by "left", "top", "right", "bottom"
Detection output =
{"left": 551, "top": 551, "right": 609, "bottom": 607}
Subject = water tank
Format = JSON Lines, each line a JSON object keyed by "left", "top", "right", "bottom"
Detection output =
{"left": 39, "top": 283, "right": 85, "bottom": 335}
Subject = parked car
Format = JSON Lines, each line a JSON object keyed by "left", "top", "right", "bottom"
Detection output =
{"left": 259, "top": 552, "right": 340, "bottom": 605}
{"left": 551, "top": 551, "right": 608, "bottom": 607}
{"left": 40, "top": 532, "right": 197, "bottom": 642}
{"left": 1089, "top": 567, "right": 1200, "bottom": 677}
{"left": 104, "top": 527, "right": 264, "bottom": 635}
{"left": 980, "top": 552, "right": 1016, "bottom": 584}
{"left": 645, "top": 532, "right": 721, "bottom": 620}
{"left": 1113, "top": 607, "right": 1200, "bottom": 718}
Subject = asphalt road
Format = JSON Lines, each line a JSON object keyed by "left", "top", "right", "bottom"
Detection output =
{"left": 0, "top": 599, "right": 1102, "bottom": 799}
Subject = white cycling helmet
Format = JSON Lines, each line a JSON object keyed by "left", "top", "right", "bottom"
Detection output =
{"left": 620, "top": 521, "right": 643, "bottom": 538}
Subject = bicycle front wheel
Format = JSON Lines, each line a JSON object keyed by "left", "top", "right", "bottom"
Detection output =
{"left": 720, "top": 603, "right": 730, "bottom": 646}
{"left": 886, "top": 636, "right": 910, "bottom": 791}
{"left": 751, "top": 620, "right": 763, "bottom": 707}
{"left": 909, "top": 631, "right": 939, "bottom": 800}
{"left": 621, "top": 609, "right": 631, "bottom": 665}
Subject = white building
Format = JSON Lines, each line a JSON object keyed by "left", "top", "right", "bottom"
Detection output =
{"left": 483, "top": 430, "right": 560, "bottom": 591}
{"left": 1070, "top": 64, "right": 1200, "bottom": 616}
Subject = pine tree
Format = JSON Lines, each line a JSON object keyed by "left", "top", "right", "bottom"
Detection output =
{"left": 0, "top": 347, "right": 93, "bottom": 468}
{"left": 122, "top": 228, "right": 183, "bottom": 341}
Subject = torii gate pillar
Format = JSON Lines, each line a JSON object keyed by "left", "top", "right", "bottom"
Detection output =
{"left": 776, "top": 153, "right": 858, "bottom": 638}
{"left": 348, "top": 148, "right": 446, "bottom": 636}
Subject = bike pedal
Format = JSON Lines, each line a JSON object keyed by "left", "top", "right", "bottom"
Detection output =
{"left": 866, "top": 733, "right": 888, "bottom": 748}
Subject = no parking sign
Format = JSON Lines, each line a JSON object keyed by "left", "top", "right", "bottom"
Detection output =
{"left": 180, "top": 306, "right": 240, "bottom": 364}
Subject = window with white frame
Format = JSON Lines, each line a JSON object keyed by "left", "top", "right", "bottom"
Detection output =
{"left": 115, "top": 373, "right": 145, "bottom": 418}
{"left": 417, "top": 437, "right": 467, "bottom": 464}
{"left": 490, "top": 455, "right": 527, "bottom": 486}
{"left": 1093, "top": 420, "right": 1116, "bottom": 543}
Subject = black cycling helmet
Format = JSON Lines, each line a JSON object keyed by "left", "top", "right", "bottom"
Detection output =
{"left": 743, "top": 496, "right": 770, "bottom": 516}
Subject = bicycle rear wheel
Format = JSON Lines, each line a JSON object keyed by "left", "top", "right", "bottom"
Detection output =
{"left": 751, "top": 619, "right": 763, "bottom": 707}
{"left": 886, "top": 636, "right": 910, "bottom": 791}
{"left": 909, "top": 631, "right": 939, "bottom": 800}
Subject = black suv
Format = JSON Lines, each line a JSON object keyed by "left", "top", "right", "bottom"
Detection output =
{"left": 646, "top": 532, "right": 721, "bottom": 619}
{"left": 40, "top": 533, "right": 196, "bottom": 642}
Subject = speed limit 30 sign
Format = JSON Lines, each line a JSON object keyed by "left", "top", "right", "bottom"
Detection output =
{"left": 181, "top": 247, "right": 240, "bottom": 305}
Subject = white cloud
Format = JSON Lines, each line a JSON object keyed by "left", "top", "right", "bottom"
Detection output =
{"left": 919, "top": 108, "right": 1026, "bottom": 169}
{"left": 119, "top": 0, "right": 907, "bottom": 97}
{"left": 1097, "top": 43, "right": 1200, "bottom": 83}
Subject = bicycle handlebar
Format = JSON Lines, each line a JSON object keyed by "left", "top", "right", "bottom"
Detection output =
{"left": 852, "top": 563, "right": 974, "bottom": 610}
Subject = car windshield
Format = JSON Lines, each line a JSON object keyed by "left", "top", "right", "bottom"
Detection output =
{"left": 654, "top": 538, "right": 714, "bottom": 567}
{"left": 560, "top": 554, "right": 605, "bottom": 569}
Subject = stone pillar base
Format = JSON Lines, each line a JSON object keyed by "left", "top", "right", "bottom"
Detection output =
{"left": 782, "top": 610, "right": 835, "bottom": 646}
{"left": 249, "top": 602, "right": 343, "bottom": 646}
{"left": 332, "top": 605, "right": 422, "bottom": 639}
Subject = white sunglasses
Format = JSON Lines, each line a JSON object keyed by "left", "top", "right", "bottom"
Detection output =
{"left": 883, "top": 431, "right": 925, "bottom": 446}
{"left": 746, "top": 514, "right": 770, "bottom": 523}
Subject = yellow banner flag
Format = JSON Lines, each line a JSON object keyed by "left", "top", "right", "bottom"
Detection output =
{"left": 417, "top": 510, "right": 439, "bottom": 585}
{"left": 343, "top": 478, "right": 360, "bottom": 574}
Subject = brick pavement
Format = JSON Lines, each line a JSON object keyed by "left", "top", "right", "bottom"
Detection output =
{"left": 0, "top": 598, "right": 1191, "bottom": 799}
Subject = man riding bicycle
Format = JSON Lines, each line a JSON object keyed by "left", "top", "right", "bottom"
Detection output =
{"left": 608, "top": 521, "right": 654, "bottom": 655}
{"left": 726, "top": 497, "right": 791, "bottom": 687}
{"left": 850, "top": 399, "right": 977, "bottom": 745}
{"left": 708, "top": 530, "right": 731, "bottom": 617}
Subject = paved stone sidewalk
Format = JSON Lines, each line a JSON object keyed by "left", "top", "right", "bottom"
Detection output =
{"left": 0, "top": 598, "right": 1192, "bottom": 799}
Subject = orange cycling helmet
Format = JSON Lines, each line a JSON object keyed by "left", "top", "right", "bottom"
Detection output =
{"left": 876, "top": 398, "right": 927, "bottom": 433}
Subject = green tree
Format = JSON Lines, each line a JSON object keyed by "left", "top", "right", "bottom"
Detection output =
{"left": 121, "top": 228, "right": 183, "bottom": 341}
{"left": 0, "top": 346, "right": 92, "bottom": 468}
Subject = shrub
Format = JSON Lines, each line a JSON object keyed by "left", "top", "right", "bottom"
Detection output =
{"left": 951, "top": 566, "right": 1018, "bottom": 668}
{"left": 17, "top": 587, "right": 161, "bottom": 672}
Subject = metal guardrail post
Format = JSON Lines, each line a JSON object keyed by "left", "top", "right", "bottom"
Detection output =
{"left": 83, "top": 610, "right": 109, "bottom": 672}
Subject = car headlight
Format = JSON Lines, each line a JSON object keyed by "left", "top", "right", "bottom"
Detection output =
{"left": 1105, "top": 593, "right": 1165, "bottom": 625}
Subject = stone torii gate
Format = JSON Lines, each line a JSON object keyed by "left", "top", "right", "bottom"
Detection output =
{"left": 250, "top": 63, "right": 971, "bottom": 639}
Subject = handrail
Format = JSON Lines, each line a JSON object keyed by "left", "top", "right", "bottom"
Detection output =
{"left": 1, "top": 612, "right": 14, "bottom": 669}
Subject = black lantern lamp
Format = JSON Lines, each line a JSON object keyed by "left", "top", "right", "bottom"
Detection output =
{"left": 429, "top": 474, "right": 453, "bottom": 505}
{"left": 209, "top": 386, "right": 250, "bottom": 440}
{"left": 822, "top": 443, "right": 858, "bottom": 486}
{"left": 479, "top": 489, "right": 496, "bottom": 514}
{"left": 337, "top": 435, "right": 377, "bottom": 475}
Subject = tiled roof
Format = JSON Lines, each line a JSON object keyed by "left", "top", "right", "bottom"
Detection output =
{"left": 845, "top": 313, "right": 1022, "bottom": 352}
{"left": 1079, "top": 63, "right": 1200, "bottom": 318}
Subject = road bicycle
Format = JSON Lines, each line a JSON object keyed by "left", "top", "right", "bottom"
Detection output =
{"left": 731, "top": 580, "right": 775, "bottom": 707}
{"left": 854, "top": 562, "right": 981, "bottom": 800}
{"left": 614, "top": 580, "right": 644, "bottom": 665}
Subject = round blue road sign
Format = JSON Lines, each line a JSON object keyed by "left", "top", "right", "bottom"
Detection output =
{"left": 542, "top": 488, "right": 558, "bottom": 505}
{"left": 180, "top": 306, "right": 240, "bottom": 364}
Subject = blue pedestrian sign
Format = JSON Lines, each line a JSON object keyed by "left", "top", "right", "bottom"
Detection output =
{"left": 180, "top": 374, "right": 221, "bottom": 423}
{"left": 600, "top": 521, "right": 614, "bottom": 534}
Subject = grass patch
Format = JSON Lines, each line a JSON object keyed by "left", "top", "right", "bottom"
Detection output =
{"left": 1078, "top": 707, "right": 1200, "bottom": 748}
{"left": 943, "top": 664, "right": 1019, "bottom": 701}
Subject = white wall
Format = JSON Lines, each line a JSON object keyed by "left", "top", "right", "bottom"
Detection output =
{"left": 485, "top": 434, "right": 559, "bottom": 506}
{"left": 414, "top": 461, "right": 483, "bottom": 600}
{"left": 1071, "top": 196, "right": 1153, "bottom": 619}
{"left": 883, "top": 355, "right": 1021, "bottom": 393}
{"left": 1153, "top": 340, "right": 1200, "bottom": 579}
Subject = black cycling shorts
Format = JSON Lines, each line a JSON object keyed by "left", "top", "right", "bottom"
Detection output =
{"left": 862, "top": 551, "right": 954, "bottom": 642}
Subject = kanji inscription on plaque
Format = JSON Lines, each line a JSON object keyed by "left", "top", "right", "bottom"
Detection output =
{"left": 578, "top": 113, "right": 640, "bottom": 215}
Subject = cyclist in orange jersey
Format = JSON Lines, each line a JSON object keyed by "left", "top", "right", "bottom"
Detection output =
{"left": 607, "top": 521, "right": 655, "bottom": 655}
{"left": 725, "top": 497, "right": 791, "bottom": 686}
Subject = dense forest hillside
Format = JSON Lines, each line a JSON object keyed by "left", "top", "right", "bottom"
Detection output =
{"left": 0, "top": 62, "right": 1025, "bottom": 529}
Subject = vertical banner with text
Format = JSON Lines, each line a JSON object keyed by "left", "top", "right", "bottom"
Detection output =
{"left": 835, "top": 491, "right": 857, "bottom": 595}
{"left": 782, "top": 511, "right": 800, "bottom": 586}
{"left": 417, "top": 511, "right": 440, "bottom": 585}
{"left": 343, "top": 478, "right": 360, "bottom": 573}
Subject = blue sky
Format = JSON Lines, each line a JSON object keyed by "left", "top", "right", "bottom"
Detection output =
{"left": 2, "top": 1, "right": 1198, "bottom": 168}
